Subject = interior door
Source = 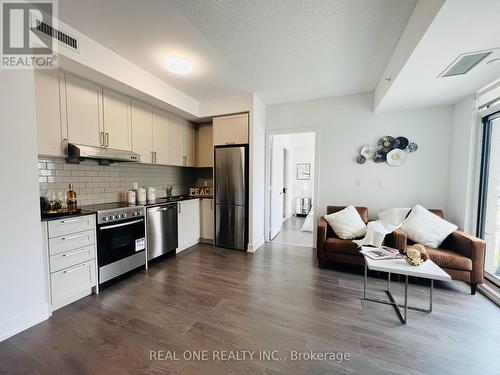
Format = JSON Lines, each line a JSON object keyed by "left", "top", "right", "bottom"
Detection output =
{"left": 270, "top": 137, "right": 284, "bottom": 239}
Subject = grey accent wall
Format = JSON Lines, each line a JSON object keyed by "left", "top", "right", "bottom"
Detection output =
{"left": 38, "top": 157, "right": 212, "bottom": 206}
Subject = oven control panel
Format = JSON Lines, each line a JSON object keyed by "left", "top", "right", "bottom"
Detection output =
{"left": 97, "top": 207, "right": 145, "bottom": 225}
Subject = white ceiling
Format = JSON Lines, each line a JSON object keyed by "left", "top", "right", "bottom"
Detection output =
{"left": 376, "top": 0, "right": 500, "bottom": 111}
{"left": 59, "top": 0, "right": 416, "bottom": 105}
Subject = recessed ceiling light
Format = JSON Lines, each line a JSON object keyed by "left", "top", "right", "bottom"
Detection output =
{"left": 164, "top": 55, "right": 193, "bottom": 75}
{"left": 487, "top": 58, "right": 500, "bottom": 65}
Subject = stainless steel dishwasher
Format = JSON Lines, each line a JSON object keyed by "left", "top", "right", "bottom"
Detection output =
{"left": 147, "top": 203, "right": 178, "bottom": 260}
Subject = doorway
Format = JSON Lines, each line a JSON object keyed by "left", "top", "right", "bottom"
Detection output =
{"left": 267, "top": 132, "right": 316, "bottom": 247}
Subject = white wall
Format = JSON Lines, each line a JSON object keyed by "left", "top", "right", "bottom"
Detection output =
{"left": 0, "top": 70, "right": 49, "bottom": 341}
{"left": 249, "top": 94, "right": 266, "bottom": 252}
{"left": 447, "top": 96, "right": 477, "bottom": 230}
{"left": 267, "top": 93, "right": 453, "bottom": 219}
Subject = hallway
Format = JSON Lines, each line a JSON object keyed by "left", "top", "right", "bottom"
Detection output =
{"left": 272, "top": 216, "right": 313, "bottom": 247}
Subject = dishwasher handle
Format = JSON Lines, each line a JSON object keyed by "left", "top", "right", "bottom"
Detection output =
{"left": 148, "top": 204, "right": 177, "bottom": 213}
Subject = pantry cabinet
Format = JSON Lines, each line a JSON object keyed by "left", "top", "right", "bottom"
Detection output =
{"left": 196, "top": 123, "right": 213, "bottom": 167}
{"left": 213, "top": 113, "right": 249, "bottom": 145}
{"left": 34, "top": 69, "right": 68, "bottom": 157}
{"left": 65, "top": 74, "right": 103, "bottom": 147}
{"left": 102, "top": 89, "right": 132, "bottom": 150}
{"left": 131, "top": 99, "right": 153, "bottom": 163}
{"left": 183, "top": 119, "right": 196, "bottom": 167}
{"left": 152, "top": 107, "right": 171, "bottom": 165}
{"left": 169, "top": 113, "right": 184, "bottom": 166}
{"left": 200, "top": 198, "right": 214, "bottom": 242}
{"left": 177, "top": 199, "right": 200, "bottom": 252}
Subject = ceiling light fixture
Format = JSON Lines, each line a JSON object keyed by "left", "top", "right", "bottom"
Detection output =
{"left": 164, "top": 55, "right": 193, "bottom": 75}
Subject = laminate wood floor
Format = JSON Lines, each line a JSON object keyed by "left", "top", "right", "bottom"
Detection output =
{"left": 1, "top": 242, "right": 499, "bottom": 375}
{"left": 272, "top": 216, "right": 313, "bottom": 246}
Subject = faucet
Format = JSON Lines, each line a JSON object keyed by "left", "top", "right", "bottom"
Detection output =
{"left": 166, "top": 184, "right": 175, "bottom": 198}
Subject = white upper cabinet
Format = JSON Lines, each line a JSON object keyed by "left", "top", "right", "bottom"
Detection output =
{"left": 34, "top": 69, "right": 68, "bottom": 157}
{"left": 102, "top": 89, "right": 132, "bottom": 151}
{"left": 65, "top": 74, "right": 103, "bottom": 147}
{"left": 131, "top": 99, "right": 153, "bottom": 163}
{"left": 196, "top": 123, "right": 213, "bottom": 168}
{"left": 183, "top": 120, "right": 196, "bottom": 167}
{"left": 152, "top": 107, "right": 171, "bottom": 165}
{"left": 169, "top": 113, "right": 184, "bottom": 166}
{"left": 213, "top": 113, "right": 249, "bottom": 145}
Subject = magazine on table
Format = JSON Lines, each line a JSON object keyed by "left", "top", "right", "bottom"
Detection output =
{"left": 359, "top": 245, "right": 402, "bottom": 260}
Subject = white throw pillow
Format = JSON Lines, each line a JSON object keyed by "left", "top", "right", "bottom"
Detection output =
{"left": 378, "top": 208, "right": 411, "bottom": 227}
{"left": 400, "top": 205, "right": 457, "bottom": 248}
{"left": 324, "top": 205, "right": 367, "bottom": 240}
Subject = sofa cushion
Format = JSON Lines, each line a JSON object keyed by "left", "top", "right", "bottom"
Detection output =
{"left": 407, "top": 246, "right": 472, "bottom": 271}
{"left": 325, "top": 238, "right": 361, "bottom": 256}
{"left": 400, "top": 205, "right": 457, "bottom": 248}
{"left": 324, "top": 205, "right": 367, "bottom": 240}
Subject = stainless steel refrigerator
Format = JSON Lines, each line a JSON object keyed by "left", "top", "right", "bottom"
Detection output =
{"left": 215, "top": 145, "right": 248, "bottom": 250}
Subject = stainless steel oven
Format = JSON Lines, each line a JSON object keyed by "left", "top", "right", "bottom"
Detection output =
{"left": 92, "top": 204, "right": 146, "bottom": 284}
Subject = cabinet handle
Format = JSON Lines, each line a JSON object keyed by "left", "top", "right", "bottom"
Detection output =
{"left": 60, "top": 217, "right": 84, "bottom": 224}
{"left": 105, "top": 133, "right": 110, "bottom": 147}
{"left": 151, "top": 151, "right": 155, "bottom": 164}
{"left": 154, "top": 151, "right": 157, "bottom": 164}
{"left": 63, "top": 264, "right": 87, "bottom": 274}
{"left": 61, "top": 233, "right": 87, "bottom": 241}
{"left": 178, "top": 203, "right": 181, "bottom": 214}
{"left": 62, "top": 248, "right": 88, "bottom": 257}
{"left": 100, "top": 131, "right": 105, "bottom": 147}
{"left": 183, "top": 155, "right": 187, "bottom": 166}
{"left": 225, "top": 142, "right": 236, "bottom": 145}
{"left": 210, "top": 199, "right": 213, "bottom": 210}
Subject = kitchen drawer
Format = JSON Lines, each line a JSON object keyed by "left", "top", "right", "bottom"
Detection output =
{"left": 48, "top": 215, "right": 95, "bottom": 238}
{"left": 49, "top": 229, "right": 95, "bottom": 256}
{"left": 50, "top": 244, "right": 95, "bottom": 273}
{"left": 50, "top": 259, "right": 96, "bottom": 310}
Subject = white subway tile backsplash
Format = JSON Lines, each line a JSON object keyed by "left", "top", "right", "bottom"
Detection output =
{"left": 38, "top": 157, "right": 212, "bottom": 206}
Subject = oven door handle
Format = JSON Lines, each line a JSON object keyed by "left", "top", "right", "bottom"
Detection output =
{"left": 99, "top": 219, "right": 144, "bottom": 230}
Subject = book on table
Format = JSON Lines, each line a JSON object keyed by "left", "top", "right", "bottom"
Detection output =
{"left": 359, "top": 245, "right": 402, "bottom": 260}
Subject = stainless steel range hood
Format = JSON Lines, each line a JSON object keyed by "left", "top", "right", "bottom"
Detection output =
{"left": 67, "top": 143, "right": 142, "bottom": 165}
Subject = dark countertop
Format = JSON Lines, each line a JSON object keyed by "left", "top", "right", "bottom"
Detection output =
{"left": 40, "top": 196, "right": 211, "bottom": 221}
{"left": 41, "top": 209, "right": 96, "bottom": 222}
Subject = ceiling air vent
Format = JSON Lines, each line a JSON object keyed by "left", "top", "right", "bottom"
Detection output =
{"left": 440, "top": 51, "right": 492, "bottom": 78}
{"left": 32, "top": 19, "right": 79, "bottom": 51}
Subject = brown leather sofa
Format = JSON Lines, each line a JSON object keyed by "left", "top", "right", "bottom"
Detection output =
{"left": 317, "top": 206, "right": 368, "bottom": 267}
{"left": 317, "top": 207, "right": 486, "bottom": 295}
{"left": 390, "top": 209, "right": 486, "bottom": 295}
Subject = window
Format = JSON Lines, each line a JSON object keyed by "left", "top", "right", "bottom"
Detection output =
{"left": 477, "top": 111, "right": 500, "bottom": 286}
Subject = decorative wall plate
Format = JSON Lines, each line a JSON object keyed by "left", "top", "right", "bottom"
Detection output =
{"left": 377, "top": 136, "right": 394, "bottom": 150}
{"left": 373, "top": 149, "right": 387, "bottom": 163}
{"left": 356, "top": 155, "right": 367, "bottom": 164}
{"left": 360, "top": 145, "right": 375, "bottom": 158}
{"left": 393, "top": 136, "right": 409, "bottom": 150}
{"left": 407, "top": 142, "right": 418, "bottom": 152}
{"left": 386, "top": 149, "right": 407, "bottom": 166}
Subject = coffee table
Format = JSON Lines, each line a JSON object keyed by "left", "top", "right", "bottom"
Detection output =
{"left": 362, "top": 255, "right": 451, "bottom": 324}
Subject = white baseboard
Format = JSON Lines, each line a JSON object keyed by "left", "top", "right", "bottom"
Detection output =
{"left": 0, "top": 303, "right": 49, "bottom": 342}
{"left": 247, "top": 239, "right": 265, "bottom": 253}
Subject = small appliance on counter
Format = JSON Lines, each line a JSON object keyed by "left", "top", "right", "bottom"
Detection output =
{"left": 147, "top": 187, "right": 156, "bottom": 202}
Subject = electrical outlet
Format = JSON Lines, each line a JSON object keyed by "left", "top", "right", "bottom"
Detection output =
{"left": 354, "top": 178, "right": 360, "bottom": 187}
{"left": 377, "top": 180, "right": 383, "bottom": 188}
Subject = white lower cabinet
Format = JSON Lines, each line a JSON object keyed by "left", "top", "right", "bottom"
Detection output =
{"left": 177, "top": 199, "right": 200, "bottom": 253}
{"left": 44, "top": 214, "right": 98, "bottom": 312}
{"left": 200, "top": 198, "right": 214, "bottom": 242}
{"left": 50, "top": 260, "right": 96, "bottom": 311}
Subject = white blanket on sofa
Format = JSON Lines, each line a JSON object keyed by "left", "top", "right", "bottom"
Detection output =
{"left": 353, "top": 208, "right": 410, "bottom": 248}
